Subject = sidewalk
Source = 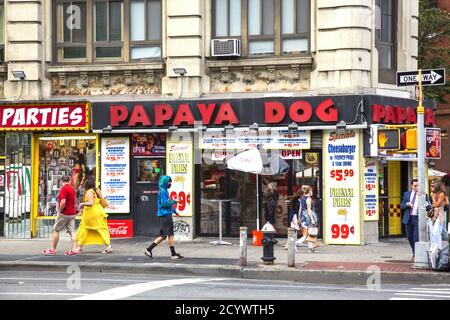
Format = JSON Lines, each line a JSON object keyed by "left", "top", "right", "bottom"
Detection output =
{"left": 0, "top": 237, "right": 449, "bottom": 285}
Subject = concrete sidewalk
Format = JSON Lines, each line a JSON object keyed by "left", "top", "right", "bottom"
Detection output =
{"left": 0, "top": 237, "right": 449, "bottom": 285}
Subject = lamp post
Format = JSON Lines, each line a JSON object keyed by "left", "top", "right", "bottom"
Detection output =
{"left": 414, "top": 69, "right": 429, "bottom": 268}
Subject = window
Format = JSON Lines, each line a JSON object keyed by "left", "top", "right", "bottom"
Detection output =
{"left": 55, "top": 0, "right": 162, "bottom": 63}
{"left": 213, "top": 0, "right": 310, "bottom": 57}
{"left": 376, "top": 0, "right": 397, "bottom": 84}
{"left": 0, "top": 1, "right": 4, "bottom": 62}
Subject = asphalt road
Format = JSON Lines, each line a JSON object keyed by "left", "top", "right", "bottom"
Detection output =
{"left": 1, "top": 270, "right": 450, "bottom": 301}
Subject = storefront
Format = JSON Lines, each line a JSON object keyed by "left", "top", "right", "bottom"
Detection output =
{"left": 0, "top": 102, "right": 92, "bottom": 238}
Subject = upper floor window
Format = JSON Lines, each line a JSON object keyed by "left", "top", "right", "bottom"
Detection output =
{"left": 55, "top": 0, "right": 162, "bottom": 63}
{"left": 376, "top": 0, "right": 397, "bottom": 84}
{"left": 213, "top": 0, "right": 310, "bottom": 57}
{"left": 0, "top": 1, "right": 4, "bottom": 62}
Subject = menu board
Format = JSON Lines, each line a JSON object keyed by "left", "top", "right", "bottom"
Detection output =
{"left": 363, "top": 160, "right": 379, "bottom": 221}
{"left": 166, "top": 137, "right": 193, "bottom": 217}
{"left": 101, "top": 137, "right": 130, "bottom": 214}
{"left": 323, "top": 129, "right": 361, "bottom": 245}
{"left": 200, "top": 129, "right": 310, "bottom": 150}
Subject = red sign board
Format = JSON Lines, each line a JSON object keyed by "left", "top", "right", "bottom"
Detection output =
{"left": 0, "top": 103, "right": 89, "bottom": 130}
{"left": 108, "top": 220, "right": 133, "bottom": 238}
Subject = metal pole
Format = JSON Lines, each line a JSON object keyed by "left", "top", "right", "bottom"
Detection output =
{"left": 287, "top": 227, "right": 296, "bottom": 267}
{"left": 415, "top": 69, "right": 429, "bottom": 268}
{"left": 240, "top": 226, "right": 247, "bottom": 266}
{"left": 219, "top": 200, "right": 223, "bottom": 243}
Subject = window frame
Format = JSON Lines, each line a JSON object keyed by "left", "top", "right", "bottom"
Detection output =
{"left": 53, "top": 0, "right": 162, "bottom": 64}
{"left": 212, "top": 0, "right": 311, "bottom": 58}
{"left": 0, "top": 0, "right": 4, "bottom": 63}
{"left": 129, "top": 0, "right": 162, "bottom": 62}
{"left": 376, "top": 0, "right": 397, "bottom": 84}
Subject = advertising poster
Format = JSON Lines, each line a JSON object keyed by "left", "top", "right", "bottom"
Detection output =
{"left": 101, "top": 137, "right": 130, "bottom": 214}
{"left": 363, "top": 160, "right": 379, "bottom": 221}
{"left": 200, "top": 129, "right": 310, "bottom": 150}
{"left": 426, "top": 128, "right": 441, "bottom": 159}
{"left": 131, "top": 133, "right": 166, "bottom": 156}
{"left": 167, "top": 137, "right": 193, "bottom": 217}
{"left": 323, "top": 130, "right": 361, "bottom": 245}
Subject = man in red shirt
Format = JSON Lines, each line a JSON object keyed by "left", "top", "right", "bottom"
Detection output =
{"left": 42, "top": 176, "right": 78, "bottom": 256}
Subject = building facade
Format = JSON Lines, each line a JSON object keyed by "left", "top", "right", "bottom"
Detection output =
{"left": 0, "top": 0, "right": 438, "bottom": 244}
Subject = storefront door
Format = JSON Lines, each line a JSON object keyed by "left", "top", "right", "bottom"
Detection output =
{"left": 131, "top": 158, "right": 165, "bottom": 237}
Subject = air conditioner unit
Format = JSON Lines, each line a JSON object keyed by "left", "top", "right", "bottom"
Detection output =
{"left": 211, "top": 39, "right": 241, "bottom": 57}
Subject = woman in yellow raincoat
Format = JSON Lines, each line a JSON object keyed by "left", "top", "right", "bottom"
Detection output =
{"left": 76, "top": 178, "right": 112, "bottom": 254}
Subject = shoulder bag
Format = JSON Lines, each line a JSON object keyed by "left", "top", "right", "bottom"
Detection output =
{"left": 94, "top": 189, "right": 109, "bottom": 209}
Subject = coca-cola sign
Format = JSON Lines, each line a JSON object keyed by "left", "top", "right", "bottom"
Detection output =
{"left": 108, "top": 220, "right": 133, "bottom": 238}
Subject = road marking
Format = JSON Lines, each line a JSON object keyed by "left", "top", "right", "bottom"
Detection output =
{"left": 394, "top": 290, "right": 450, "bottom": 295}
{"left": 390, "top": 297, "right": 431, "bottom": 300}
{"left": 0, "top": 292, "right": 84, "bottom": 296}
{"left": 394, "top": 293, "right": 450, "bottom": 299}
{"left": 0, "top": 277, "right": 148, "bottom": 283}
{"left": 72, "top": 278, "right": 224, "bottom": 300}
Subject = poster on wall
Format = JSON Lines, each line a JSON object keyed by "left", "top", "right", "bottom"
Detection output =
{"left": 131, "top": 133, "right": 166, "bottom": 156}
{"left": 323, "top": 130, "right": 361, "bottom": 245}
{"left": 425, "top": 128, "right": 441, "bottom": 159}
{"left": 363, "top": 160, "right": 379, "bottom": 221}
{"left": 166, "top": 137, "right": 193, "bottom": 217}
{"left": 101, "top": 137, "right": 130, "bottom": 214}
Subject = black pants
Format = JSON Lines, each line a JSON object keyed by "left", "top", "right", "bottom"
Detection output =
{"left": 405, "top": 215, "right": 419, "bottom": 255}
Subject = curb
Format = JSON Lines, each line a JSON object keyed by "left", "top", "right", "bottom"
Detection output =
{"left": 1, "top": 261, "right": 449, "bottom": 285}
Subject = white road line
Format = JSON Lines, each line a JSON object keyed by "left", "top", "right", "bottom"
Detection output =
{"left": 0, "top": 277, "right": 147, "bottom": 283}
{"left": 0, "top": 292, "right": 84, "bottom": 296}
{"left": 72, "top": 278, "right": 224, "bottom": 300}
{"left": 412, "top": 287, "right": 450, "bottom": 291}
{"left": 390, "top": 298, "right": 431, "bottom": 300}
{"left": 394, "top": 290, "right": 450, "bottom": 295}
{"left": 394, "top": 293, "right": 450, "bottom": 299}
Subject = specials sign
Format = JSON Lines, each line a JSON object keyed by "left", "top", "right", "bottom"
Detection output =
{"left": 166, "top": 135, "right": 193, "bottom": 217}
{"left": 323, "top": 129, "right": 361, "bottom": 245}
{"left": 363, "top": 160, "right": 379, "bottom": 221}
{"left": 0, "top": 103, "right": 89, "bottom": 130}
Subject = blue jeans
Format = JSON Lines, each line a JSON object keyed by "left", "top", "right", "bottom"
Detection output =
{"left": 406, "top": 215, "right": 419, "bottom": 255}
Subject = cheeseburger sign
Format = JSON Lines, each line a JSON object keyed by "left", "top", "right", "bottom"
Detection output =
{"left": 0, "top": 103, "right": 89, "bottom": 130}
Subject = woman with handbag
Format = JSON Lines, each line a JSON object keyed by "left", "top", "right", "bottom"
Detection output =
{"left": 301, "top": 185, "right": 319, "bottom": 253}
{"left": 76, "top": 178, "right": 112, "bottom": 254}
{"left": 285, "top": 189, "right": 304, "bottom": 250}
{"left": 428, "top": 181, "right": 446, "bottom": 268}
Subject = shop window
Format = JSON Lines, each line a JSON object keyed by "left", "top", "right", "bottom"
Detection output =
{"left": 212, "top": 0, "right": 310, "bottom": 57}
{"left": 37, "top": 135, "right": 97, "bottom": 217}
{"left": 4, "top": 133, "right": 32, "bottom": 238}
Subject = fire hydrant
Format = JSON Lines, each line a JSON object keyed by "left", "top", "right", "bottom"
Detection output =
{"left": 261, "top": 222, "right": 278, "bottom": 265}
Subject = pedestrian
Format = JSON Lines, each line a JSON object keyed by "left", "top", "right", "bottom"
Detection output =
{"left": 144, "top": 176, "right": 184, "bottom": 260}
{"left": 264, "top": 183, "right": 279, "bottom": 225}
{"left": 76, "top": 178, "right": 112, "bottom": 254}
{"left": 285, "top": 189, "right": 304, "bottom": 250}
{"left": 41, "top": 176, "right": 78, "bottom": 255}
{"left": 400, "top": 179, "right": 421, "bottom": 262}
{"left": 301, "top": 185, "right": 319, "bottom": 253}
{"left": 428, "top": 180, "right": 446, "bottom": 266}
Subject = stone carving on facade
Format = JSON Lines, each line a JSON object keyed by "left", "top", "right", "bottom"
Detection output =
{"left": 243, "top": 66, "right": 252, "bottom": 84}
{"left": 146, "top": 71, "right": 155, "bottom": 85}
{"left": 101, "top": 71, "right": 111, "bottom": 87}
{"left": 57, "top": 72, "right": 67, "bottom": 88}
{"left": 124, "top": 71, "right": 133, "bottom": 86}
{"left": 291, "top": 65, "right": 300, "bottom": 81}
{"left": 220, "top": 67, "right": 229, "bottom": 83}
{"left": 80, "top": 72, "right": 89, "bottom": 87}
{"left": 267, "top": 66, "right": 276, "bottom": 83}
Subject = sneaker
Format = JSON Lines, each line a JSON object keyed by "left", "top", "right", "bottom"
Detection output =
{"left": 41, "top": 249, "right": 56, "bottom": 255}
{"left": 143, "top": 249, "right": 153, "bottom": 259}
{"left": 170, "top": 253, "right": 184, "bottom": 260}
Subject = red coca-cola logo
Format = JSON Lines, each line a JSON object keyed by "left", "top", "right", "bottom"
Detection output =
{"left": 108, "top": 220, "right": 133, "bottom": 238}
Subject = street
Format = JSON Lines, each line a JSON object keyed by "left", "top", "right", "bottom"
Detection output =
{"left": 1, "top": 270, "right": 449, "bottom": 301}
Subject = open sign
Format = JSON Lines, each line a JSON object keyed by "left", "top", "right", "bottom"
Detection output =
{"left": 280, "top": 150, "right": 302, "bottom": 159}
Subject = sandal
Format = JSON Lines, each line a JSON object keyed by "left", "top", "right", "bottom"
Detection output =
{"left": 102, "top": 247, "right": 113, "bottom": 254}
{"left": 41, "top": 249, "right": 56, "bottom": 255}
{"left": 64, "top": 250, "right": 79, "bottom": 256}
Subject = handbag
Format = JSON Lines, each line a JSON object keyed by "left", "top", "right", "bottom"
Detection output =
{"left": 290, "top": 214, "right": 300, "bottom": 230}
{"left": 94, "top": 189, "right": 109, "bottom": 209}
{"left": 427, "top": 206, "right": 435, "bottom": 219}
{"left": 308, "top": 226, "right": 319, "bottom": 237}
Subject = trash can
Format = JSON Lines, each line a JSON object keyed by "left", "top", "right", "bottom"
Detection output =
{"left": 252, "top": 230, "right": 263, "bottom": 246}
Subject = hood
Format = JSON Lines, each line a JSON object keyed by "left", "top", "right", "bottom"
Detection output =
{"left": 158, "top": 175, "right": 172, "bottom": 190}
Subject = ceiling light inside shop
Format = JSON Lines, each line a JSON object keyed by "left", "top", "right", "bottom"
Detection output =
{"left": 39, "top": 136, "right": 97, "bottom": 141}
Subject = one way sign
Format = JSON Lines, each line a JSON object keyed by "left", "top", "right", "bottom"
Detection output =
{"left": 397, "top": 68, "right": 446, "bottom": 87}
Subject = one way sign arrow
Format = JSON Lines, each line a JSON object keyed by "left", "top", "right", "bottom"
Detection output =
{"left": 396, "top": 68, "right": 446, "bottom": 87}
